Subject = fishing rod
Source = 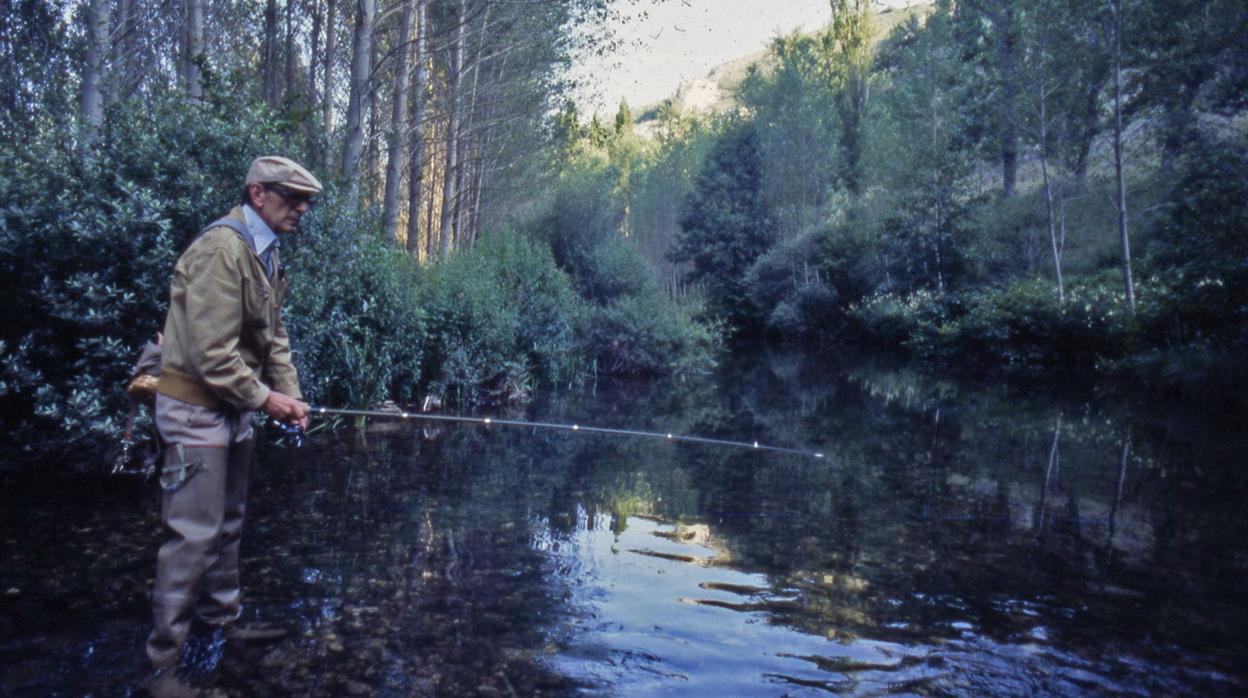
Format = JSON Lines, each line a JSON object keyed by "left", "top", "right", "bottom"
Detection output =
{"left": 305, "top": 405, "right": 826, "bottom": 459}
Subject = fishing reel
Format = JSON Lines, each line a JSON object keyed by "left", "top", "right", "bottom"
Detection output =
{"left": 271, "top": 419, "right": 306, "bottom": 448}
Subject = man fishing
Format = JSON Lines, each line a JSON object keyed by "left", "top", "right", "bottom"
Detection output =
{"left": 144, "top": 156, "right": 317, "bottom": 693}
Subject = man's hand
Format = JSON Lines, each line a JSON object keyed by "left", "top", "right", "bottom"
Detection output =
{"left": 263, "top": 391, "right": 309, "bottom": 431}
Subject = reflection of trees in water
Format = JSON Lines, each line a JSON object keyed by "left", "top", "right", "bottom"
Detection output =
{"left": 599, "top": 353, "right": 1248, "bottom": 676}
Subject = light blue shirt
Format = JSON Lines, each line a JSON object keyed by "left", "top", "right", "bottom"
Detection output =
{"left": 243, "top": 204, "right": 279, "bottom": 277}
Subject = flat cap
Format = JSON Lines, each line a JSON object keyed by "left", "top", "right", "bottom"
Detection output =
{"left": 245, "top": 156, "right": 323, "bottom": 194}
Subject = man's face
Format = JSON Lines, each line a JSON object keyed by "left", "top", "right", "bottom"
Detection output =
{"left": 250, "top": 183, "right": 315, "bottom": 233}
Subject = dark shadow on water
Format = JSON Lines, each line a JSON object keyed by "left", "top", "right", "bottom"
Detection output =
{"left": 3, "top": 351, "right": 1247, "bottom": 695}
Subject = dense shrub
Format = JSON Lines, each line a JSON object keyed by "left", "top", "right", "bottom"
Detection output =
{"left": 536, "top": 168, "right": 625, "bottom": 300}
{"left": 419, "top": 232, "right": 585, "bottom": 402}
{"left": 0, "top": 93, "right": 286, "bottom": 466}
{"left": 949, "top": 275, "right": 1134, "bottom": 367}
{"left": 584, "top": 293, "right": 717, "bottom": 377}
{"left": 845, "top": 289, "right": 954, "bottom": 357}
{"left": 282, "top": 189, "right": 426, "bottom": 409}
{"left": 845, "top": 274, "right": 1144, "bottom": 369}
{"left": 1145, "top": 130, "right": 1248, "bottom": 349}
{"left": 530, "top": 164, "right": 717, "bottom": 377}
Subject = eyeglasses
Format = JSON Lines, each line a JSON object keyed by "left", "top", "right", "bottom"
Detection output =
{"left": 264, "top": 185, "right": 317, "bottom": 208}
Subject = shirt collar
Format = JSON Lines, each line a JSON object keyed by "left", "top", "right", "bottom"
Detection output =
{"left": 243, "top": 204, "right": 279, "bottom": 257}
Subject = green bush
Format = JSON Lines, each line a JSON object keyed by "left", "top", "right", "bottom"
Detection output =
{"left": 282, "top": 188, "right": 426, "bottom": 409}
{"left": 419, "top": 232, "right": 584, "bottom": 402}
{"left": 527, "top": 161, "right": 717, "bottom": 377}
{"left": 584, "top": 294, "right": 717, "bottom": 377}
{"left": 846, "top": 289, "right": 954, "bottom": 356}
{"left": 0, "top": 92, "right": 286, "bottom": 466}
{"left": 949, "top": 275, "right": 1134, "bottom": 367}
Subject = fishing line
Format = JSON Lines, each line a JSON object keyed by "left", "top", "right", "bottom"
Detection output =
{"left": 307, "top": 406, "right": 826, "bottom": 459}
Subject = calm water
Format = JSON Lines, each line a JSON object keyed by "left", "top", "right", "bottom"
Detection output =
{"left": 2, "top": 353, "right": 1246, "bottom": 696}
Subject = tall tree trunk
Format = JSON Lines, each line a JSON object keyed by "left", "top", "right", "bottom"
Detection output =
{"left": 310, "top": 0, "right": 321, "bottom": 92}
{"left": 1111, "top": 0, "right": 1135, "bottom": 311}
{"left": 457, "top": 1, "right": 490, "bottom": 245}
{"left": 1070, "top": 79, "right": 1102, "bottom": 180}
{"left": 284, "top": 0, "right": 295, "bottom": 100}
{"left": 186, "top": 0, "right": 204, "bottom": 99}
{"left": 1038, "top": 82, "right": 1064, "bottom": 303}
{"left": 383, "top": 0, "right": 417, "bottom": 242}
{"left": 263, "top": 0, "right": 278, "bottom": 104}
{"left": 1037, "top": 411, "right": 1062, "bottom": 536}
{"left": 116, "top": 0, "right": 142, "bottom": 98}
{"left": 79, "top": 0, "right": 109, "bottom": 147}
{"left": 425, "top": 129, "right": 439, "bottom": 260}
{"left": 998, "top": 2, "right": 1019, "bottom": 198}
{"left": 366, "top": 34, "right": 380, "bottom": 197}
{"left": 308, "top": 0, "right": 323, "bottom": 161}
{"left": 322, "top": 0, "right": 337, "bottom": 146}
{"left": 342, "top": 0, "right": 376, "bottom": 185}
{"left": 405, "top": 0, "right": 428, "bottom": 256}
{"left": 469, "top": 148, "right": 488, "bottom": 247}
{"left": 437, "top": 0, "right": 465, "bottom": 260}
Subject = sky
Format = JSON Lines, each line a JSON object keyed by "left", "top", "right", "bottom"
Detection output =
{"left": 570, "top": 0, "right": 913, "bottom": 116}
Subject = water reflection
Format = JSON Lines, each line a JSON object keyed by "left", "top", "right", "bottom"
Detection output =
{"left": 1, "top": 352, "right": 1246, "bottom": 695}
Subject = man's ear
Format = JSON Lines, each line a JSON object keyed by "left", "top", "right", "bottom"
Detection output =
{"left": 247, "top": 183, "right": 264, "bottom": 208}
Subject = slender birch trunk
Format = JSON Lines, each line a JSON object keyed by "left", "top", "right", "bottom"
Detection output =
{"left": 405, "top": 0, "right": 429, "bottom": 256}
{"left": 342, "top": 0, "right": 376, "bottom": 186}
{"left": 383, "top": 0, "right": 417, "bottom": 242}
{"left": 185, "top": 0, "right": 205, "bottom": 99}
{"left": 1111, "top": 0, "right": 1135, "bottom": 311}
{"left": 263, "top": 0, "right": 278, "bottom": 103}
{"left": 79, "top": 0, "right": 109, "bottom": 146}
{"left": 284, "top": 0, "right": 295, "bottom": 100}
{"left": 425, "top": 130, "right": 439, "bottom": 259}
{"left": 437, "top": 0, "right": 466, "bottom": 259}
{"left": 456, "top": 2, "right": 489, "bottom": 245}
{"left": 1038, "top": 82, "right": 1064, "bottom": 303}
{"left": 322, "top": 0, "right": 337, "bottom": 144}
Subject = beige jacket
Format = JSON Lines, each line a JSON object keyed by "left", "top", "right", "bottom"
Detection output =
{"left": 157, "top": 206, "right": 300, "bottom": 410}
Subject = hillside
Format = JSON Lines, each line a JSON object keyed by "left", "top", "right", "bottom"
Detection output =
{"left": 635, "top": 2, "right": 932, "bottom": 136}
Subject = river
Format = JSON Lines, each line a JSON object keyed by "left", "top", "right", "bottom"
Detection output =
{"left": 2, "top": 351, "right": 1245, "bottom": 696}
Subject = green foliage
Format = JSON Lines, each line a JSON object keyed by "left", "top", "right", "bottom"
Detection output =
{"left": 846, "top": 289, "right": 954, "bottom": 357}
{"left": 1146, "top": 129, "right": 1248, "bottom": 347}
{"left": 536, "top": 167, "right": 627, "bottom": 301}
{"left": 0, "top": 0, "right": 76, "bottom": 135}
{"left": 629, "top": 109, "right": 717, "bottom": 273}
{"left": 534, "top": 139, "right": 716, "bottom": 377}
{"left": 418, "top": 232, "right": 584, "bottom": 402}
{"left": 282, "top": 189, "right": 426, "bottom": 409}
{"left": 0, "top": 92, "right": 286, "bottom": 465}
{"left": 847, "top": 274, "right": 1145, "bottom": 368}
{"left": 672, "top": 122, "right": 773, "bottom": 332}
{"left": 737, "top": 35, "right": 842, "bottom": 237}
{"left": 949, "top": 275, "right": 1135, "bottom": 367}
{"left": 585, "top": 294, "right": 717, "bottom": 377}
{"left": 745, "top": 224, "right": 876, "bottom": 340}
